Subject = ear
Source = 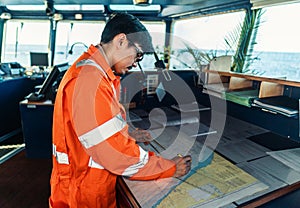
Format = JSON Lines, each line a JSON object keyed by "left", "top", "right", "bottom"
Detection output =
{"left": 113, "top": 33, "right": 127, "bottom": 49}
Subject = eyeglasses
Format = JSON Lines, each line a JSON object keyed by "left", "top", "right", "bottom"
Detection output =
{"left": 128, "top": 41, "right": 144, "bottom": 63}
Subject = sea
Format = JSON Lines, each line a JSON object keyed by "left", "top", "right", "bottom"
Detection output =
{"left": 247, "top": 51, "right": 300, "bottom": 81}
{"left": 2, "top": 44, "right": 300, "bottom": 82}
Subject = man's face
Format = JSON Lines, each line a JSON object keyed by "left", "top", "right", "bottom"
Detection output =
{"left": 112, "top": 40, "right": 143, "bottom": 75}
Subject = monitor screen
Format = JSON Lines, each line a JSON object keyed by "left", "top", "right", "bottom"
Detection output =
{"left": 26, "top": 63, "right": 69, "bottom": 102}
{"left": 38, "top": 63, "right": 69, "bottom": 101}
{"left": 30, "top": 52, "right": 49, "bottom": 67}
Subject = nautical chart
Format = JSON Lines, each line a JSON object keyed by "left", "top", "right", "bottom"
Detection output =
{"left": 154, "top": 153, "right": 268, "bottom": 208}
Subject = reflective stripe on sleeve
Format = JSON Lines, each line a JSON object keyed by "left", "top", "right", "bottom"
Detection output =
{"left": 111, "top": 83, "right": 117, "bottom": 98}
{"left": 78, "top": 113, "right": 126, "bottom": 149}
{"left": 122, "top": 146, "right": 149, "bottom": 177}
{"left": 52, "top": 144, "right": 69, "bottom": 165}
{"left": 56, "top": 151, "right": 69, "bottom": 164}
{"left": 53, "top": 144, "right": 105, "bottom": 170}
{"left": 88, "top": 157, "right": 104, "bottom": 169}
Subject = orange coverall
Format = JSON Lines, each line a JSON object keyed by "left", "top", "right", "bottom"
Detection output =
{"left": 49, "top": 45, "right": 176, "bottom": 208}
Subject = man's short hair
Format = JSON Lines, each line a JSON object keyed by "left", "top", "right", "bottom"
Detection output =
{"left": 101, "top": 13, "right": 154, "bottom": 53}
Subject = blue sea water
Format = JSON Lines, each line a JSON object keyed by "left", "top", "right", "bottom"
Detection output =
{"left": 248, "top": 51, "right": 300, "bottom": 81}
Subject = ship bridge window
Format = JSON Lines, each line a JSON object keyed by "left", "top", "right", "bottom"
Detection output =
{"left": 54, "top": 21, "right": 165, "bottom": 68}
{"left": 170, "top": 11, "right": 245, "bottom": 70}
{"left": 131, "top": 21, "right": 166, "bottom": 71}
{"left": 247, "top": 2, "right": 300, "bottom": 81}
{"left": 54, "top": 21, "right": 105, "bottom": 65}
{"left": 1, "top": 20, "right": 50, "bottom": 67}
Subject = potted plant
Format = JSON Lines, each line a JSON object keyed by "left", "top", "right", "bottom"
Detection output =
{"left": 224, "top": 8, "right": 264, "bottom": 73}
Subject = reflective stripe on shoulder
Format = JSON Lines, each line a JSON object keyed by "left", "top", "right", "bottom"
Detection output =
{"left": 122, "top": 146, "right": 149, "bottom": 177}
{"left": 76, "top": 59, "right": 107, "bottom": 78}
{"left": 78, "top": 113, "right": 126, "bottom": 149}
{"left": 76, "top": 59, "right": 117, "bottom": 98}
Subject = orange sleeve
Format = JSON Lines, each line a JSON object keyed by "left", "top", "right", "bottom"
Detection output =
{"left": 72, "top": 65, "right": 176, "bottom": 180}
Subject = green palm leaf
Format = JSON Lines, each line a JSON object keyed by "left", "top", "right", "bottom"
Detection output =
{"left": 226, "top": 8, "right": 264, "bottom": 73}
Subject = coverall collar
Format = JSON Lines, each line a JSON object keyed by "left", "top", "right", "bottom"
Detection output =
{"left": 87, "top": 44, "right": 117, "bottom": 82}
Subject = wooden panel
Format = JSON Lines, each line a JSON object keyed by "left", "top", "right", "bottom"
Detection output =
{"left": 259, "top": 81, "right": 284, "bottom": 98}
{"left": 229, "top": 76, "right": 253, "bottom": 90}
{"left": 116, "top": 176, "right": 140, "bottom": 208}
{"left": 204, "top": 70, "right": 300, "bottom": 87}
{"left": 206, "top": 73, "right": 230, "bottom": 84}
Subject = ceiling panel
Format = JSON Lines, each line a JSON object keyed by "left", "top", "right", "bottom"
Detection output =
{"left": 0, "top": 0, "right": 250, "bottom": 20}
{"left": 0, "top": 0, "right": 175, "bottom": 6}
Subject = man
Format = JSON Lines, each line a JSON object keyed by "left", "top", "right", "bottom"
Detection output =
{"left": 49, "top": 13, "right": 191, "bottom": 208}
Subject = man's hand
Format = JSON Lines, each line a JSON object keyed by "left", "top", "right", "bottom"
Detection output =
{"left": 129, "top": 128, "right": 153, "bottom": 144}
{"left": 171, "top": 155, "right": 192, "bottom": 178}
